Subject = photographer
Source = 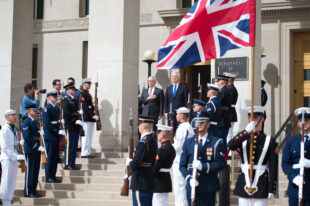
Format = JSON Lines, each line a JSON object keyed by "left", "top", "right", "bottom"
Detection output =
{"left": 21, "top": 83, "right": 42, "bottom": 120}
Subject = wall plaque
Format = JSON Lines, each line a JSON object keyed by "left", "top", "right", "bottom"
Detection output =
{"left": 215, "top": 57, "right": 249, "bottom": 81}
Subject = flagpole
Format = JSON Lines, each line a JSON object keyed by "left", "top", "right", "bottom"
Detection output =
{"left": 248, "top": 46, "right": 255, "bottom": 192}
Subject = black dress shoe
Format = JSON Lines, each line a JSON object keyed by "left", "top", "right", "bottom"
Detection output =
{"left": 64, "top": 165, "right": 70, "bottom": 170}
{"left": 52, "top": 178, "right": 62, "bottom": 183}
{"left": 45, "top": 179, "right": 54, "bottom": 183}
{"left": 81, "top": 156, "right": 87, "bottom": 158}
{"left": 87, "top": 155, "right": 95, "bottom": 158}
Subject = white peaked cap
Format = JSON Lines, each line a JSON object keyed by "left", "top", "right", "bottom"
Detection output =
{"left": 246, "top": 106, "right": 265, "bottom": 114}
{"left": 4, "top": 109, "right": 16, "bottom": 117}
{"left": 176, "top": 107, "right": 190, "bottom": 114}
{"left": 156, "top": 124, "right": 173, "bottom": 131}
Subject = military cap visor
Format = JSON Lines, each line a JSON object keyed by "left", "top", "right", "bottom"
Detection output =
{"left": 26, "top": 104, "right": 39, "bottom": 111}
{"left": 64, "top": 82, "right": 76, "bottom": 90}
{"left": 138, "top": 116, "right": 155, "bottom": 123}
{"left": 4, "top": 109, "right": 16, "bottom": 117}
{"left": 223, "top": 72, "right": 237, "bottom": 79}
{"left": 193, "top": 111, "right": 209, "bottom": 122}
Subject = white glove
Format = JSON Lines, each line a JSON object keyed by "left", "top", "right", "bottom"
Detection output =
{"left": 193, "top": 159, "right": 202, "bottom": 171}
{"left": 20, "top": 139, "right": 25, "bottom": 145}
{"left": 126, "top": 158, "right": 133, "bottom": 166}
{"left": 38, "top": 146, "right": 45, "bottom": 152}
{"left": 268, "top": 193, "right": 274, "bottom": 199}
{"left": 61, "top": 119, "right": 65, "bottom": 124}
{"left": 17, "top": 154, "right": 25, "bottom": 161}
{"left": 75, "top": 120, "right": 83, "bottom": 126}
{"left": 58, "top": 130, "right": 66, "bottom": 136}
{"left": 190, "top": 178, "right": 199, "bottom": 188}
{"left": 93, "top": 115, "right": 99, "bottom": 121}
{"left": 245, "top": 121, "right": 255, "bottom": 133}
{"left": 293, "top": 175, "right": 303, "bottom": 187}
{"left": 39, "top": 130, "right": 44, "bottom": 136}
{"left": 303, "top": 158, "right": 310, "bottom": 168}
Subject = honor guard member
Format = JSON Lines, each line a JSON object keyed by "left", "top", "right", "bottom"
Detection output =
{"left": 80, "top": 78, "right": 99, "bottom": 158}
{"left": 216, "top": 74, "right": 233, "bottom": 149}
{"left": 282, "top": 107, "right": 310, "bottom": 206}
{"left": 22, "top": 104, "right": 45, "bottom": 198}
{"left": 126, "top": 116, "right": 158, "bottom": 206}
{"left": 261, "top": 80, "right": 268, "bottom": 107}
{"left": 224, "top": 72, "right": 238, "bottom": 146}
{"left": 0, "top": 110, "right": 25, "bottom": 206}
{"left": 42, "top": 91, "right": 65, "bottom": 182}
{"left": 63, "top": 83, "right": 81, "bottom": 170}
{"left": 152, "top": 124, "right": 176, "bottom": 206}
{"left": 191, "top": 99, "right": 207, "bottom": 129}
{"left": 228, "top": 106, "right": 278, "bottom": 206}
{"left": 173, "top": 107, "right": 195, "bottom": 206}
{"left": 180, "top": 111, "right": 226, "bottom": 206}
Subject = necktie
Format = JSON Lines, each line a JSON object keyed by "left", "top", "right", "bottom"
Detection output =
{"left": 148, "top": 87, "right": 152, "bottom": 96}
{"left": 173, "top": 85, "right": 177, "bottom": 97}
{"left": 199, "top": 138, "right": 203, "bottom": 147}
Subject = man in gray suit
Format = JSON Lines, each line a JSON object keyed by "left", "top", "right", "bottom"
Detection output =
{"left": 139, "top": 76, "right": 164, "bottom": 131}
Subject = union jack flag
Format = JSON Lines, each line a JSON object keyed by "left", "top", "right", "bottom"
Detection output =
{"left": 157, "top": 0, "right": 256, "bottom": 69}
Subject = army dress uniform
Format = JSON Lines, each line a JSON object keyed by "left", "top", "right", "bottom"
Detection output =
{"left": 180, "top": 112, "right": 226, "bottom": 206}
{"left": 152, "top": 125, "right": 176, "bottom": 206}
{"left": 174, "top": 107, "right": 195, "bottom": 206}
{"left": 0, "top": 110, "right": 25, "bottom": 206}
{"left": 129, "top": 122, "right": 158, "bottom": 206}
{"left": 80, "top": 78, "right": 98, "bottom": 158}
{"left": 228, "top": 107, "right": 277, "bottom": 206}
{"left": 62, "top": 84, "right": 80, "bottom": 169}
{"left": 42, "top": 91, "right": 61, "bottom": 182}
{"left": 21, "top": 105, "right": 41, "bottom": 197}
{"left": 282, "top": 107, "right": 310, "bottom": 206}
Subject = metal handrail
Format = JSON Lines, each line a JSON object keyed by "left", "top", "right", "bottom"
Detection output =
{"left": 274, "top": 111, "right": 295, "bottom": 141}
{"left": 278, "top": 119, "right": 298, "bottom": 152}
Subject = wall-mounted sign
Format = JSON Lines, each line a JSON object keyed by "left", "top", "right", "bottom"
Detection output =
{"left": 215, "top": 57, "right": 249, "bottom": 81}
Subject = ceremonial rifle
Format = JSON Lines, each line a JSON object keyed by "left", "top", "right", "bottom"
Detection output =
{"left": 120, "top": 108, "right": 134, "bottom": 196}
{"left": 191, "top": 111, "right": 200, "bottom": 206}
{"left": 197, "top": 72, "right": 202, "bottom": 100}
{"left": 95, "top": 73, "right": 102, "bottom": 131}
{"left": 38, "top": 109, "right": 48, "bottom": 164}
{"left": 169, "top": 103, "right": 174, "bottom": 143}
{"left": 299, "top": 110, "right": 306, "bottom": 206}
{"left": 18, "top": 114, "right": 27, "bottom": 173}
{"left": 59, "top": 88, "right": 67, "bottom": 145}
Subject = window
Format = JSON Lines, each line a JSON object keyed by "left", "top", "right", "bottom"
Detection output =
{"left": 32, "top": 45, "right": 38, "bottom": 87}
{"left": 33, "top": 0, "right": 44, "bottom": 19}
{"left": 80, "top": 0, "right": 89, "bottom": 17}
{"left": 182, "top": 0, "right": 198, "bottom": 8}
{"left": 82, "top": 41, "right": 88, "bottom": 78}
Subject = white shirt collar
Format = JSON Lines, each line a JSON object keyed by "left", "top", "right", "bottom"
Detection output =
{"left": 49, "top": 102, "right": 56, "bottom": 107}
{"left": 199, "top": 132, "right": 208, "bottom": 145}
{"left": 68, "top": 94, "right": 74, "bottom": 99}
{"left": 141, "top": 132, "right": 153, "bottom": 139}
{"left": 29, "top": 116, "right": 34, "bottom": 121}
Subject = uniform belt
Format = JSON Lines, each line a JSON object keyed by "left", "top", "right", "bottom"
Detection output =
{"left": 222, "top": 106, "right": 230, "bottom": 111}
{"left": 231, "top": 105, "right": 236, "bottom": 108}
{"left": 210, "top": 121, "right": 217, "bottom": 126}
{"left": 240, "top": 164, "right": 267, "bottom": 171}
{"left": 140, "top": 162, "right": 152, "bottom": 167}
{"left": 159, "top": 168, "right": 170, "bottom": 173}
{"left": 51, "top": 121, "right": 58, "bottom": 124}
{"left": 187, "top": 164, "right": 193, "bottom": 170}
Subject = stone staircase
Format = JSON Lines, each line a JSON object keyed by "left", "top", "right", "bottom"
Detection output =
{"left": 9, "top": 143, "right": 289, "bottom": 205}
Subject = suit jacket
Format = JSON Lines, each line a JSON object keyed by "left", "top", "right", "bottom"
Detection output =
{"left": 139, "top": 87, "right": 164, "bottom": 118}
{"left": 164, "top": 83, "right": 188, "bottom": 114}
{"left": 282, "top": 134, "right": 310, "bottom": 199}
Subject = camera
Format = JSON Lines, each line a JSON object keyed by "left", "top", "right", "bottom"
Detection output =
{"left": 36, "top": 88, "right": 47, "bottom": 94}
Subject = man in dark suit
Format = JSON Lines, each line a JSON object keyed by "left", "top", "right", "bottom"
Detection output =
{"left": 165, "top": 71, "right": 188, "bottom": 133}
{"left": 261, "top": 80, "right": 268, "bottom": 106}
{"left": 139, "top": 76, "right": 164, "bottom": 131}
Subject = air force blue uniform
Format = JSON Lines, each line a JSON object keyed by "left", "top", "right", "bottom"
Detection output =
{"left": 21, "top": 117, "right": 41, "bottom": 197}
{"left": 204, "top": 97, "right": 222, "bottom": 138}
{"left": 179, "top": 134, "right": 226, "bottom": 206}
{"left": 62, "top": 95, "right": 80, "bottom": 167}
{"left": 42, "top": 103, "right": 60, "bottom": 181}
{"left": 282, "top": 134, "right": 310, "bottom": 206}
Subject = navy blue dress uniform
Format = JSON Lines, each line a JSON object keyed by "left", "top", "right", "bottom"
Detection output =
{"left": 228, "top": 84, "right": 238, "bottom": 123}
{"left": 216, "top": 75, "right": 233, "bottom": 146}
{"left": 180, "top": 111, "right": 227, "bottom": 206}
{"left": 21, "top": 104, "right": 41, "bottom": 197}
{"left": 228, "top": 107, "right": 278, "bottom": 200}
{"left": 62, "top": 83, "right": 80, "bottom": 169}
{"left": 164, "top": 83, "right": 188, "bottom": 133}
{"left": 282, "top": 107, "right": 310, "bottom": 206}
{"left": 42, "top": 91, "right": 61, "bottom": 182}
{"left": 129, "top": 117, "right": 158, "bottom": 206}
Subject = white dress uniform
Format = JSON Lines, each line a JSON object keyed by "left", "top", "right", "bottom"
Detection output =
{"left": 173, "top": 121, "right": 195, "bottom": 206}
{"left": 0, "top": 123, "right": 20, "bottom": 206}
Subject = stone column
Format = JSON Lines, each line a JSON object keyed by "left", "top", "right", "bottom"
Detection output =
{"left": 0, "top": 0, "right": 33, "bottom": 125}
{"left": 88, "top": 0, "right": 140, "bottom": 151}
